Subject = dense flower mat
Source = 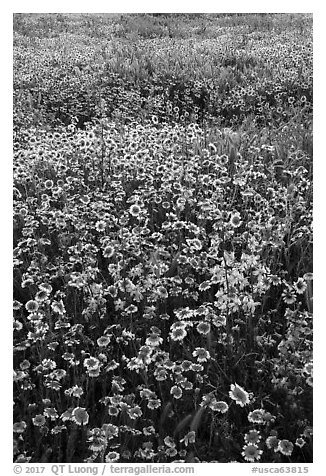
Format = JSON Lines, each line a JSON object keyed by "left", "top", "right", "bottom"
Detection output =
{"left": 13, "top": 14, "right": 312, "bottom": 463}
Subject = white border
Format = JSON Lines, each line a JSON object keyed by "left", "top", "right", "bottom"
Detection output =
{"left": 6, "top": 1, "right": 317, "bottom": 14}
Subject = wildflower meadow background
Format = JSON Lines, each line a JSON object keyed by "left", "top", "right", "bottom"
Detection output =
{"left": 13, "top": 13, "right": 313, "bottom": 464}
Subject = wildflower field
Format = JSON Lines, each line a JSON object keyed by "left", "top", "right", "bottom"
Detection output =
{"left": 13, "top": 13, "right": 313, "bottom": 464}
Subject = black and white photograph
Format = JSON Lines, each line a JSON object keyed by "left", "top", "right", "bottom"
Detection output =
{"left": 9, "top": 3, "right": 319, "bottom": 471}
